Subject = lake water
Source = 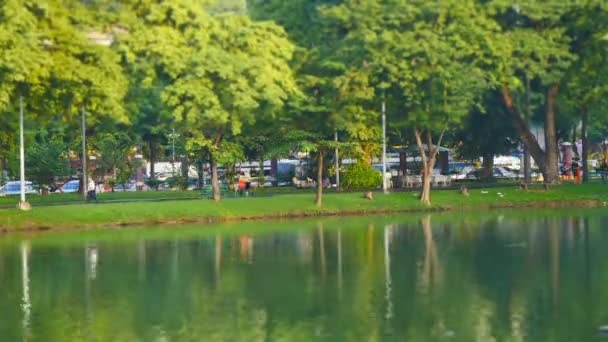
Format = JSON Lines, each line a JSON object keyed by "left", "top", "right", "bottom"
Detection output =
{"left": 1, "top": 210, "right": 608, "bottom": 341}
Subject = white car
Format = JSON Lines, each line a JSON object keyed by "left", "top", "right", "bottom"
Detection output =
{"left": 453, "top": 166, "right": 476, "bottom": 180}
{"left": 111, "top": 182, "right": 137, "bottom": 192}
{"left": 57, "top": 179, "right": 81, "bottom": 193}
{"left": 466, "top": 167, "right": 518, "bottom": 180}
{"left": 0, "top": 181, "right": 37, "bottom": 196}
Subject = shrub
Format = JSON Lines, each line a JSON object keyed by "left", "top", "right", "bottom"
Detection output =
{"left": 342, "top": 162, "right": 382, "bottom": 190}
{"left": 146, "top": 178, "right": 162, "bottom": 190}
{"left": 105, "top": 178, "right": 117, "bottom": 192}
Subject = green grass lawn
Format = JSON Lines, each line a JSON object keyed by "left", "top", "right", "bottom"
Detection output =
{"left": 0, "top": 186, "right": 322, "bottom": 207}
{"left": 0, "top": 183, "right": 606, "bottom": 232}
{"left": 0, "top": 190, "right": 203, "bottom": 207}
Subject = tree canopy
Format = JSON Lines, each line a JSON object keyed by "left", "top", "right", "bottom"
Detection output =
{"left": 1, "top": 0, "right": 607, "bottom": 206}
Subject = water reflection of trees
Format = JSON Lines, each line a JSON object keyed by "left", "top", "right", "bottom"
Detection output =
{"left": 1, "top": 213, "right": 608, "bottom": 340}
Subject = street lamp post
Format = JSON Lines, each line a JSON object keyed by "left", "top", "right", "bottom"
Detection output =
{"left": 82, "top": 105, "right": 87, "bottom": 201}
{"left": 382, "top": 92, "right": 388, "bottom": 194}
{"left": 172, "top": 128, "right": 176, "bottom": 164}
{"left": 18, "top": 96, "right": 30, "bottom": 210}
{"left": 334, "top": 130, "right": 340, "bottom": 191}
{"left": 168, "top": 128, "right": 180, "bottom": 177}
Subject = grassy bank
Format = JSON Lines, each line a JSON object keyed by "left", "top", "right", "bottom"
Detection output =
{"left": 0, "top": 183, "right": 606, "bottom": 232}
{"left": 0, "top": 190, "right": 201, "bottom": 207}
{"left": 0, "top": 186, "right": 318, "bottom": 208}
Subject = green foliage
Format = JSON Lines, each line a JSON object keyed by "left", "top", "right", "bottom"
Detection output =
{"left": 343, "top": 124, "right": 381, "bottom": 163}
{"left": 1, "top": 0, "right": 128, "bottom": 124}
{"left": 342, "top": 161, "right": 382, "bottom": 191}
{"left": 250, "top": 0, "right": 375, "bottom": 153}
{"left": 169, "top": 175, "right": 189, "bottom": 191}
{"left": 323, "top": 0, "right": 496, "bottom": 133}
{"left": 21, "top": 130, "right": 69, "bottom": 189}
{"left": 0, "top": 0, "right": 607, "bottom": 198}
{"left": 207, "top": 0, "right": 247, "bottom": 15}
{"left": 91, "top": 132, "right": 134, "bottom": 181}
{"left": 558, "top": 2, "right": 608, "bottom": 142}
{"left": 105, "top": 177, "right": 117, "bottom": 190}
{"left": 0, "top": 0, "right": 50, "bottom": 111}
{"left": 456, "top": 91, "right": 518, "bottom": 160}
{"left": 127, "top": 79, "right": 172, "bottom": 167}
{"left": 215, "top": 141, "right": 245, "bottom": 166}
{"left": 118, "top": 0, "right": 299, "bottom": 200}
{"left": 122, "top": 1, "right": 297, "bottom": 144}
{"left": 144, "top": 178, "right": 161, "bottom": 189}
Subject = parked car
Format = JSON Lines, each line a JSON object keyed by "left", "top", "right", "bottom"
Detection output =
{"left": 111, "top": 181, "right": 137, "bottom": 192}
{"left": 55, "top": 179, "right": 80, "bottom": 193}
{"left": 466, "top": 167, "right": 518, "bottom": 180}
{"left": 154, "top": 172, "right": 175, "bottom": 182}
{"left": 453, "top": 166, "right": 477, "bottom": 181}
{"left": 157, "top": 177, "right": 195, "bottom": 190}
{"left": 449, "top": 162, "right": 474, "bottom": 174}
{"left": 0, "top": 181, "right": 37, "bottom": 196}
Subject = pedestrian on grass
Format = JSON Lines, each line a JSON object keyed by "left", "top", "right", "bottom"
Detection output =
{"left": 238, "top": 173, "right": 246, "bottom": 196}
{"left": 87, "top": 177, "right": 98, "bottom": 202}
{"left": 572, "top": 159, "right": 582, "bottom": 184}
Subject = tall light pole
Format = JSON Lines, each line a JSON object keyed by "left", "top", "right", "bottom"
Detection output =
{"left": 172, "top": 128, "right": 175, "bottom": 163}
{"left": 334, "top": 129, "right": 340, "bottom": 191}
{"left": 382, "top": 92, "right": 388, "bottom": 194}
{"left": 82, "top": 105, "right": 87, "bottom": 201}
{"left": 18, "top": 96, "right": 30, "bottom": 210}
{"left": 169, "top": 128, "right": 179, "bottom": 177}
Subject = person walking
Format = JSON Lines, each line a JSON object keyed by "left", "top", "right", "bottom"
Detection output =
{"left": 87, "top": 177, "right": 98, "bottom": 202}
{"left": 243, "top": 173, "right": 251, "bottom": 196}
{"left": 572, "top": 159, "right": 582, "bottom": 184}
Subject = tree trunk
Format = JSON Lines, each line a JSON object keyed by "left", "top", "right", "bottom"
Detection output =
{"left": 315, "top": 150, "right": 324, "bottom": 207}
{"left": 0, "top": 158, "right": 4, "bottom": 183}
{"left": 501, "top": 84, "right": 547, "bottom": 173}
{"left": 111, "top": 167, "right": 116, "bottom": 192}
{"left": 178, "top": 156, "right": 188, "bottom": 190}
{"left": 228, "top": 164, "right": 235, "bottom": 191}
{"left": 581, "top": 107, "right": 589, "bottom": 182}
{"left": 572, "top": 126, "right": 577, "bottom": 155}
{"left": 524, "top": 147, "right": 531, "bottom": 184}
{"left": 210, "top": 155, "right": 221, "bottom": 201}
{"left": 181, "top": 155, "right": 188, "bottom": 179}
{"left": 399, "top": 151, "right": 407, "bottom": 176}
{"left": 197, "top": 159, "right": 204, "bottom": 189}
{"left": 524, "top": 75, "right": 532, "bottom": 184}
{"left": 544, "top": 84, "right": 560, "bottom": 184}
{"left": 420, "top": 166, "right": 432, "bottom": 205}
{"left": 149, "top": 140, "right": 156, "bottom": 180}
{"left": 271, "top": 157, "right": 278, "bottom": 187}
{"left": 482, "top": 151, "right": 494, "bottom": 181}
{"left": 78, "top": 175, "right": 84, "bottom": 195}
{"left": 414, "top": 129, "right": 443, "bottom": 206}
{"left": 259, "top": 155, "right": 265, "bottom": 188}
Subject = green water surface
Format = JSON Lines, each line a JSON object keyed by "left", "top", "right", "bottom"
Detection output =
{"left": 1, "top": 210, "right": 608, "bottom": 341}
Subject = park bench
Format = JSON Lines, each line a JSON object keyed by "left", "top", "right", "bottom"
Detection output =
{"left": 404, "top": 175, "right": 422, "bottom": 188}
{"left": 432, "top": 175, "right": 451, "bottom": 187}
